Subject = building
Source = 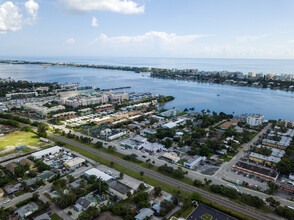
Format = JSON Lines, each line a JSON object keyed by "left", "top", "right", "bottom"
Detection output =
{"left": 162, "top": 122, "right": 177, "bottom": 129}
{"left": 17, "top": 202, "right": 38, "bottom": 218}
{"left": 107, "top": 131, "right": 127, "bottom": 141}
{"left": 219, "top": 120, "right": 239, "bottom": 130}
{"left": 5, "top": 162, "right": 17, "bottom": 173}
{"left": 4, "top": 183, "right": 23, "bottom": 194}
{"left": 107, "top": 179, "right": 134, "bottom": 200}
{"left": 135, "top": 208, "right": 154, "bottom": 220}
{"left": 246, "top": 114, "right": 264, "bottom": 126}
{"left": 31, "top": 146, "right": 62, "bottom": 159}
{"left": 64, "top": 157, "right": 86, "bottom": 169}
{"left": 140, "top": 142, "right": 164, "bottom": 154}
{"left": 161, "top": 152, "right": 180, "bottom": 163}
{"left": 248, "top": 152, "right": 281, "bottom": 167}
{"left": 19, "top": 158, "right": 35, "bottom": 169}
{"left": 232, "top": 161, "right": 279, "bottom": 182}
{"left": 121, "top": 136, "right": 147, "bottom": 149}
{"left": 160, "top": 108, "right": 180, "bottom": 117}
{"left": 78, "top": 108, "right": 93, "bottom": 116}
{"left": 262, "top": 137, "right": 292, "bottom": 150}
{"left": 184, "top": 155, "right": 206, "bottom": 169}
{"left": 74, "top": 195, "right": 97, "bottom": 211}
{"left": 84, "top": 168, "right": 112, "bottom": 181}
{"left": 6, "top": 92, "right": 38, "bottom": 100}
{"left": 38, "top": 170, "right": 55, "bottom": 181}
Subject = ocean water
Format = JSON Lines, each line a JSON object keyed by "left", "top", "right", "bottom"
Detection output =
{"left": 0, "top": 57, "right": 294, "bottom": 120}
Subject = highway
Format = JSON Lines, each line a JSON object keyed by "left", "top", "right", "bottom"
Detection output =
{"left": 49, "top": 133, "right": 279, "bottom": 220}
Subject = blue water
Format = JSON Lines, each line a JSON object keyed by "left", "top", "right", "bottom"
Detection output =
{"left": 0, "top": 57, "right": 294, "bottom": 120}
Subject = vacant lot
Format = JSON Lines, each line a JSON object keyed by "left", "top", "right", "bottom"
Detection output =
{"left": 0, "top": 131, "right": 49, "bottom": 156}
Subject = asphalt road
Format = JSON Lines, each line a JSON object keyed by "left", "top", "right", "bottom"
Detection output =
{"left": 49, "top": 133, "right": 279, "bottom": 220}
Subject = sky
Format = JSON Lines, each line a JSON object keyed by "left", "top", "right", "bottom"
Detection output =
{"left": 1, "top": 0, "right": 294, "bottom": 59}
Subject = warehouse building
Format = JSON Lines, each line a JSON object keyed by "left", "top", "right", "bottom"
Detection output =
{"left": 64, "top": 157, "right": 85, "bottom": 169}
{"left": 84, "top": 168, "right": 112, "bottom": 182}
{"left": 31, "top": 146, "right": 62, "bottom": 159}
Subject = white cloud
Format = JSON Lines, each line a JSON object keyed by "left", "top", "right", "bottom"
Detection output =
{"left": 91, "top": 16, "right": 98, "bottom": 27}
{"left": 66, "top": 38, "right": 75, "bottom": 44}
{"left": 60, "top": 0, "right": 144, "bottom": 14}
{"left": 91, "top": 31, "right": 207, "bottom": 46}
{"left": 236, "top": 34, "right": 268, "bottom": 43}
{"left": 0, "top": 0, "right": 39, "bottom": 34}
{"left": 25, "top": 0, "right": 39, "bottom": 21}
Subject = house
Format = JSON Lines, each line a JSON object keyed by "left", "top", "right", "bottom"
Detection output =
{"left": 5, "top": 162, "right": 17, "bottom": 173}
{"left": 19, "top": 158, "right": 35, "bottom": 169}
{"left": 161, "top": 152, "right": 180, "bottom": 163}
{"left": 74, "top": 195, "right": 96, "bottom": 211}
{"left": 216, "top": 149, "right": 227, "bottom": 155}
{"left": 184, "top": 155, "right": 206, "bottom": 169}
{"left": 38, "top": 170, "right": 55, "bottom": 181}
{"left": 4, "top": 183, "right": 23, "bottom": 194}
{"left": 107, "top": 179, "right": 134, "bottom": 200}
{"left": 219, "top": 120, "right": 239, "bottom": 130}
{"left": 24, "top": 177, "right": 38, "bottom": 186}
{"left": 135, "top": 208, "right": 154, "bottom": 220}
{"left": 17, "top": 202, "right": 38, "bottom": 218}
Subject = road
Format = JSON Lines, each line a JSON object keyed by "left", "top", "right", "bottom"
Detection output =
{"left": 49, "top": 132, "right": 279, "bottom": 220}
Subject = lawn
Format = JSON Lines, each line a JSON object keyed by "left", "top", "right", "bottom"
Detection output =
{"left": 0, "top": 131, "right": 49, "bottom": 155}
{"left": 50, "top": 213, "right": 62, "bottom": 220}
{"left": 201, "top": 213, "right": 213, "bottom": 220}
{"left": 0, "top": 131, "right": 40, "bottom": 150}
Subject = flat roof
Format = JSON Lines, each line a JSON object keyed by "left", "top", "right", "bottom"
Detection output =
{"left": 162, "top": 152, "right": 180, "bottom": 161}
{"left": 85, "top": 168, "right": 112, "bottom": 181}
{"left": 31, "top": 146, "right": 62, "bottom": 158}
{"left": 64, "top": 157, "right": 85, "bottom": 167}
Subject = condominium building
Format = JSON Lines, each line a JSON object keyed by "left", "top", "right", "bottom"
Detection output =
{"left": 246, "top": 114, "right": 264, "bottom": 126}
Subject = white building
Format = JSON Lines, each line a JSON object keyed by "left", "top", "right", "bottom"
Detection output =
{"left": 31, "top": 146, "right": 62, "bottom": 159}
{"left": 161, "top": 152, "right": 180, "bottom": 163}
{"left": 64, "top": 157, "right": 85, "bottom": 169}
{"left": 184, "top": 155, "right": 206, "bottom": 169}
{"left": 246, "top": 114, "right": 264, "bottom": 126}
{"left": 84, "top": 168, "right": 112, "bottom": 181}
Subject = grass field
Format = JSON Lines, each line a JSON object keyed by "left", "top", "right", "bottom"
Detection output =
{"left": 50, "top": 213, "right": 62, "bottom": 220}
{"left": 0, "top": 131, "right": 50, "bottom": 156}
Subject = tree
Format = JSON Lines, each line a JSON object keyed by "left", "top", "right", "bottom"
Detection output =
{"left": 193, "top": 179, "right": 203, "bottom": 187}
{"left": 110, "top": 161, "right": 114, "bottom": 167}
{"left": 119, "top": 172, "right": 124, "bottom": 179}
{"left": 111, "top": 205, "right": 122, "bottom": 216}
{"left": 78, "top": 206, "right": 99, "bottom": 220}
{"left": 140, "top": 171, "right": 144, "bottom": 180}
{"left": 37, "top": 123, "right": 48, "bottom": 137}
{"left": 267, "top": 181, "right": 280, "bottom": 194}
{"left": 32, "top": 192, "right": 39, "bottom": 202}
{"left": 67, "top": 175, "right": 75, "bottom": 183}
{"left": 138, "top": 183, "right": 146, "bottom": 191}
{"left": 154, "top": 186, "right": 162, "bottom": 196}
{"left": 95, "top": 141, "right": 103, "bottom": 149}
{"left": 191, "top": 192, "right": 202, "bottom": 201}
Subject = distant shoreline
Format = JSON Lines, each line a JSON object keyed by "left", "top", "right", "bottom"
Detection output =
{"left": 1, "top": 59, "right": 294, "bottom": 92}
